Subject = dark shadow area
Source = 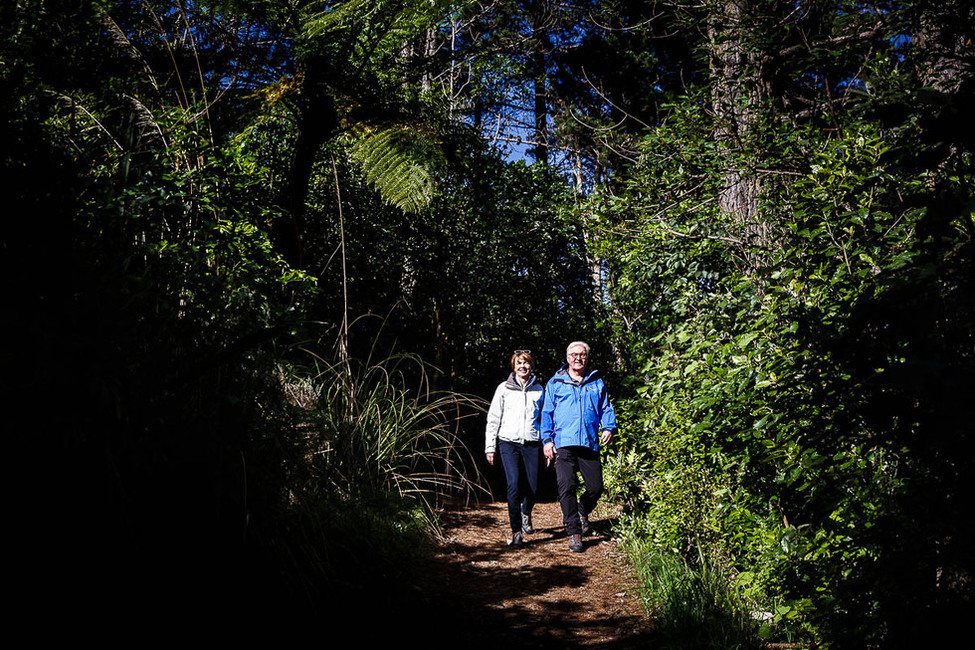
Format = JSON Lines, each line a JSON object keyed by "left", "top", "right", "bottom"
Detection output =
{"left": 400, "top": 502, "right": 655, "bottom": 650}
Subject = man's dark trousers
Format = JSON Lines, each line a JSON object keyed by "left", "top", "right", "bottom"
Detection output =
{"left": 555, "top": 446, "right": 603, "bottom": 536}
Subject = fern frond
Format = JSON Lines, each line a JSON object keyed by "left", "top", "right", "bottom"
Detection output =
{"left": 349, "top": 125, "right": 441, "bottom": 213}
{"left": 302, "top": 0, "right": 458, "bottom": 42}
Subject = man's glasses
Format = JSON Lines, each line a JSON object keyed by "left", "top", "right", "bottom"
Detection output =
{"left": 568, "top": 352, "right": 588, "bottom": 359}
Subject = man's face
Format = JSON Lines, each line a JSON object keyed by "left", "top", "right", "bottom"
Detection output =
{"left": 566, "top": 346, "right": 588, "bottom": 374}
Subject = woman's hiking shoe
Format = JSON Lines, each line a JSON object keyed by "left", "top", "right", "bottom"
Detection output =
{"left": 509, "top": 531, "right": 525, "bottom": 549}
{"left": 568, "top": 534, "right": 584, "bottom": 553}
{"left": 522, "top": 512, "right": 535, "bottom": 534}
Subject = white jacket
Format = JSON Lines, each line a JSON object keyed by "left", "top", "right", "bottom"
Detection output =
{"left": 484, "top": 373, "right": 544, "bottom": 454}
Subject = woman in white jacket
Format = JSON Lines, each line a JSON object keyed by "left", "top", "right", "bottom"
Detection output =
{"left": 485, "top": 349, "right": 544, "bottom": 549}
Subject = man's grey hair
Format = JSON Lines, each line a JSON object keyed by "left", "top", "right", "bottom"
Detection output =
{"left": 566, "top": 341, "right": 590, "bottom": 355}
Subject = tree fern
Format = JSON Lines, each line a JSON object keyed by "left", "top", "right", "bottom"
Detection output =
{"left": 298, "top": 0, "right": 457, "bottom": 213}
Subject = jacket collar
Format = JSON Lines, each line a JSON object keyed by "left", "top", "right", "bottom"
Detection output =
{"left": 505, "top": 372, "right": 539, "bottom": 390}
{"left": 553, "top": 364, "right": 599, "bottom": 386}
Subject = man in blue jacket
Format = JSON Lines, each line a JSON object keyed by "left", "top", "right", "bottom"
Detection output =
{"left": 541, "top": 341, "right": 617, "bottom": 552}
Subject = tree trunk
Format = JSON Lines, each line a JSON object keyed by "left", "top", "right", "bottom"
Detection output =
{"left": 529, "top": 0, "right": 551, "bottom": 164}
{"left": 707, "top": 0, "right": 773, "bottom": 272}
{"left": 275, "top": 58, "right": 338, "bottom": 268}
{"left": 914, "top": 0, "right": 972, "bottom": 93}
{"left": 532, "top": 54, "right": 549, "bottom": 164}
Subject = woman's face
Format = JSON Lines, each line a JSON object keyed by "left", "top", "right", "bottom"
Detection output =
{"left": 514, "top": 356, "right": 533, "bottom": 379}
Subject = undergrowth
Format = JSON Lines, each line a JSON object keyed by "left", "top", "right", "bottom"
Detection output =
{"left": 622, "top": 536, "right": 765, "bottom": 650}
{"left": 271, "top": 335, "right": 487, "bottom": 608}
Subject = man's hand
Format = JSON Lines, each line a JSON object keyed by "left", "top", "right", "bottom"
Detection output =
{"left": 600, "top": 429, "right": 613, "bottom": 446}
{"left": 544, "top": 442, "right": 555, "bottom": 467}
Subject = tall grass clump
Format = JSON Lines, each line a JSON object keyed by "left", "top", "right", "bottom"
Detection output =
{"left": 275, "top": 338, "right": 486, "bottom": 606}
{"left": 624, "top": 535, "right": 764, "bottom": 650}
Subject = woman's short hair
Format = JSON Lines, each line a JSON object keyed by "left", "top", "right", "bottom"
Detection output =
{"left": 510, "top": 349, "right": 535, "bottom": 370}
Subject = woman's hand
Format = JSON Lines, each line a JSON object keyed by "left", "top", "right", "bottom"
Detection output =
{"left": 486, "top": 452, "right": 495, "bottom": 466}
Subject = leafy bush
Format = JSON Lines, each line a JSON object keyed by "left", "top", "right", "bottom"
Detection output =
{"left": 599, "top": 99, "right": 973, "bottom": 646}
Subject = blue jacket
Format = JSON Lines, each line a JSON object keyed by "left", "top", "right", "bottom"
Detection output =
{"left": 540, "top": 365, "right": 616, "bottom": 452}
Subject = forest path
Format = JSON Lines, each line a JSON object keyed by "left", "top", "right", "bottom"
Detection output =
{"left": 413, "top": 498, "right": 656, "bottom": 649}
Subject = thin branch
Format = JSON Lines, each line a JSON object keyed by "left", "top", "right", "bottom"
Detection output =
{"left": 581, "top": 68, "right": 654, "bottom": 131}
{"left": 331, "top": 154, "right": 350, "bottom": 363}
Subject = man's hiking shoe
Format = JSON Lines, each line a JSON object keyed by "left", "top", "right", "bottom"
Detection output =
{"left": 568, "top": 533, "right": 584, "bottom": 553}
{"left": 522, "top": 512, "right": 535, "bottom": 534}
{"left": 509, "top": 531, "right": 525, "bottom": 549}
{"left": 579, "top": 512, "right": 591, "bottom": 536}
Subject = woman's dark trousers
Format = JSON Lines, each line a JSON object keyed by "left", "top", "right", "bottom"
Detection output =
{"left": 498, "top": 439, "right": 541, "bottom": 533}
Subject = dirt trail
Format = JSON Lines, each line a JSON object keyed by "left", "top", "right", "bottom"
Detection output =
{"left": 414, "top": 498, "right": 656, "bottom": 649}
